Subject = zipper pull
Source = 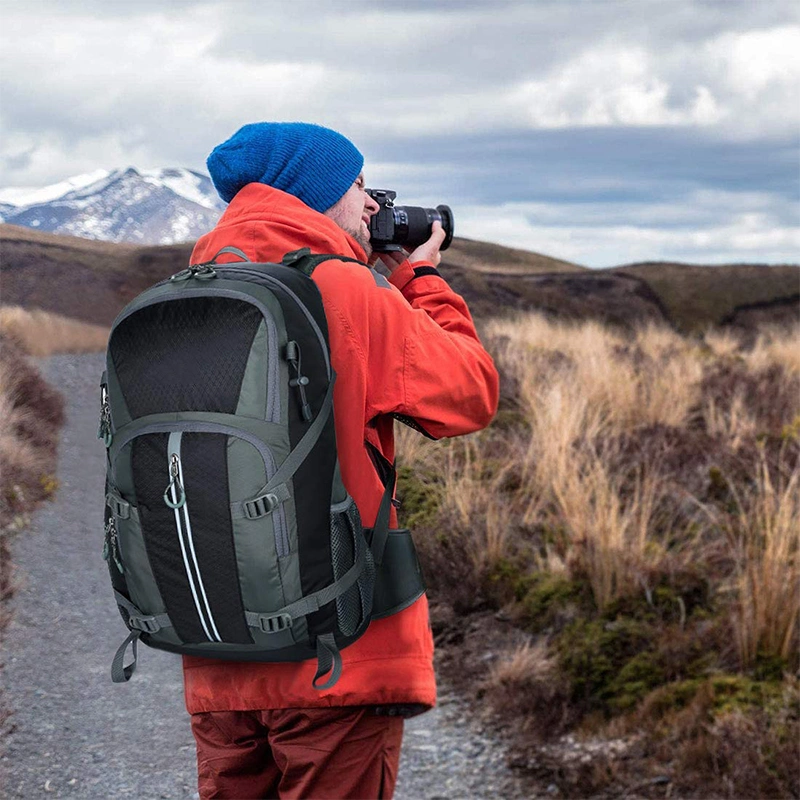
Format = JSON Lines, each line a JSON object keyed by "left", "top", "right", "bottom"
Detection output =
{"left": 169, "top": 267, "right": 194, "bottom": 282}
{"left": 286, "top": 341, "right": 313, "bottom": 421}
{"left": 193, "top": 265, "right": 217, "bottom": 280}
{"left": 169, "top": 264, "right": 218, "bottom": 282}
{"left": 104, "top": 517, "right": 124, "bottom": 573}
{"left": 98, "top": 385, "right": 113, "bottom": 447}
{"left": 164, "top": 453, "right": 186, "bottom": 509}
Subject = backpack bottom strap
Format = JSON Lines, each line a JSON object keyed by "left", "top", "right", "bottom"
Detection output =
{"left": 111, "top": 630, "right": 141, "bottom": 683}
{"left": 312, "top": 633, "right": 343, "bottom": 690}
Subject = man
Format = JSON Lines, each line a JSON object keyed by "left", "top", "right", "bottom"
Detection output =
{"left": 186, "top": 122, "right": 499, "bottom": 799}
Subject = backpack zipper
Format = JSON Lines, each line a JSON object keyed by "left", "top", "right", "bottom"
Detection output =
{"left": 165, "top": 432, "right": 222, "bottom": 642}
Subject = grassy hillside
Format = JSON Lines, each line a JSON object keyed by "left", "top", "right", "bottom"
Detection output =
{"left": 1, "top": 225, "right": 797, "bottom": 334}
{"left": 443, "top": 266, "right": 668, "bottom": 328}
{"left": 615, "top": 262, "right": 799, "bottom": 333}
{"left": 0, "top": 225, "right": 193, "bottom": 326}
{"left": 443, "top": 237, "right": 585, "bottom": 274}
{"left": 397, "top": 313, "right": 799, "bottom": 798}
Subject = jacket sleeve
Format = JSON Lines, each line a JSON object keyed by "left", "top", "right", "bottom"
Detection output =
{"left": 318, "top": 258, "right": 500, "bottom": 440}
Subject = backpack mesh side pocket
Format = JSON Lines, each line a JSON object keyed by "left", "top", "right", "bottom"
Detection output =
{"left": 330, "top": 497, "right": 375, "bottom": 636}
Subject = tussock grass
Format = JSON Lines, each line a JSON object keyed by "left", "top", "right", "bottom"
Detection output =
{"left": 723, "top": 456, "right": 799, "bottom": 670}
{"left": 747, "top": 324, "right": 800, "bottom": 375}
{"left": 488, "top": 313, "right": 702, "bottom": 431}
{"left": 0, "top": 306, "right": 109, "bottom": 356}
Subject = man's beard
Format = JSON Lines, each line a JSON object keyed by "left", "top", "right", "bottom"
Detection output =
{"left": 347, "top": 226, "right": 372, "bottom": 259}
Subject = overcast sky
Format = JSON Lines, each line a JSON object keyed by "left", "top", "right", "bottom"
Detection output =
{"left": 1, "top": 0, "right": 798, "bottom": 267}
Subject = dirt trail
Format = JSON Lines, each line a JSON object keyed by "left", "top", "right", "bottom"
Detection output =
{"left": 1, "top": 352, "right": 530, "bottom": 799}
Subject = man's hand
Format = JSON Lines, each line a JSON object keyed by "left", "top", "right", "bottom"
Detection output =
{"left": 371, "top": 221, "right": 446, "bottom": 275}
{"left": 408, "top": 220, "right": 446, "bottom": 267}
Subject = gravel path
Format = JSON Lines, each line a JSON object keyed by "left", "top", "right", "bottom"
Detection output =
{"left": 1, "top": 353, "right": 530, "bottom": 799}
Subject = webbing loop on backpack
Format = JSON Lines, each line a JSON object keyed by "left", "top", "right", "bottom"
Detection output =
{"left": 312, "top": 632, "right": 343, "bottom": 690}
{"left": 208, "top": 246, "right": 252, "bottom": 264}
{"left": 111, "top": 630, "right": 141, "bottom": 683}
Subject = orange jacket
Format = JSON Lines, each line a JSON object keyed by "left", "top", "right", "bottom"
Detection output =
{"left": 182, "top": 183, "right": 499, "bottom": 712}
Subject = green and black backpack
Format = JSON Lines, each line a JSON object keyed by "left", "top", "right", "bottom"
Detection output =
{"left": 99, "top": 246, "right": 425, "bottom": 689}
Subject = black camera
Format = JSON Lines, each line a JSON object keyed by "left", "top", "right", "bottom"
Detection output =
{"left": 366, "top": 189, "right": 454, "bottom": 253}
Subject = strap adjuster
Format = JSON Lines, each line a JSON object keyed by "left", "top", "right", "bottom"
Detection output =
{"left": 106, "top": 492, "right": 130, "bottom": 520}
{"left": 244, "top": 493, "right": 279, "bottom": 520}
{"left": 128, "top": 614, "right": 160, "bottom": 634}
{"left": 258, "top": 613, "right": 293, "bottom": 634}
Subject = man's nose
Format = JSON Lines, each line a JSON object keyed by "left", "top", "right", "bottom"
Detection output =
{"left": 365, "top": 195, "right": 380, "bottom": 216}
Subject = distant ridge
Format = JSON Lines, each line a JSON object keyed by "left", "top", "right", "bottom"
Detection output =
{"left": 1, "top": 225, "right": 796, "bottom": 334}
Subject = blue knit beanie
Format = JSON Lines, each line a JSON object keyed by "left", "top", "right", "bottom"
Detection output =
{"left": 206, "top": 122, "right": 364, "bottom": 211}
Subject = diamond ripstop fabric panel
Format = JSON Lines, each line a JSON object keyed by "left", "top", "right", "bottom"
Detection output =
{"left": 110, "top": 296, "right": 262, "bottom": 417}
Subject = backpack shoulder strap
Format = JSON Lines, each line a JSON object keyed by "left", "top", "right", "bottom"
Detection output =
{"left": 281, "top": 248, "right": 370, "bottom": 277}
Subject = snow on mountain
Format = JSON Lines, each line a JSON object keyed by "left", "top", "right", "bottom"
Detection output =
{"left": 0, "top": 167, "right": 226, "bottom": 245}
{"left": 0, "top": 168, "right": 110, "bottom": 208}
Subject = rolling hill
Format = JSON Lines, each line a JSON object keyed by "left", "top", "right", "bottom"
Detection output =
{"left": 1, "top": 225, "right": 797, "bottom": 333}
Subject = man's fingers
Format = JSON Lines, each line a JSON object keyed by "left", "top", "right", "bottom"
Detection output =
{"left": 429, "top": 220, "right": 446, "bottom": 245}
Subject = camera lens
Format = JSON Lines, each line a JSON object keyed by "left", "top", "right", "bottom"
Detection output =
{"left": 393, "top": 204, "right": 454, "bottom": 251}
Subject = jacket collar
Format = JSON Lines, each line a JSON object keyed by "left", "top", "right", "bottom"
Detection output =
{"left": 214, "top": 183, "right": 368, "bottom": 263}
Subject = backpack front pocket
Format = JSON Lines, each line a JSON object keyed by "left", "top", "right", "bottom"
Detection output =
{"left": 112, "top": 421, "right": 290, "bottom": 645}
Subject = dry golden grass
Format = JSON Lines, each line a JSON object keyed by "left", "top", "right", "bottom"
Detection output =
{"left": 396, "top": 311, "right": 799, "bottom": 796}
{"left": 399, "top": 311, "right": 799, "bottom": 642}
{"left": 487, "top": 313, "right": 702, "bottom": 432}
{"left": 703, "top": 390, "right": 759, "bottom": 450}
{"left": 746, "top": 324, "right": 800, "bottom": 375}
{"left": 722, "top": 455, "right": 800, "bottom": 669}
{"left": 439, "top": 436, "right": 516, "bottom": 572}
{"left": 0, "top": 306, "right": 109, "bottom": 356}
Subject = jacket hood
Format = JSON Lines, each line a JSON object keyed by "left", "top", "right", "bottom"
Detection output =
{"left": 193, "top": 183, "right": 368, "bottom": 265}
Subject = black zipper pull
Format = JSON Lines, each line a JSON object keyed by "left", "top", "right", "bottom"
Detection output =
{"left": 104, "top": 517, "right": 124, "bottom": 573}
{"left": 286, "top": 341, "right": 313, "bottom": 421}
{"left": 169, "top": 264, "right": 217, "bottom": 282}
{"left": 98, "top": 385, "right": 113, "bottom": 446}
{"left": 163, "top": 453, "right": 186, "bottom": 509}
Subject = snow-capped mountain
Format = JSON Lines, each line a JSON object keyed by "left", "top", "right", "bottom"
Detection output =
{"left": 0, "top": 167, "right": 227, "bottom": 244}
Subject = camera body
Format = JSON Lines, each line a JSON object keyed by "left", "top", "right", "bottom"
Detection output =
{"left": 367, "top": 189, "right": 453, "bottom": 253}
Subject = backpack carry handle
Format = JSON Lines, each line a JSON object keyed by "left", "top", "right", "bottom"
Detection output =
{"left": 207, "top": 246, "right": 252, "bottom": 264}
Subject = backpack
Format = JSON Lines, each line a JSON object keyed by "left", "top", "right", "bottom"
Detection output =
{"left": 99, "top": 246, "right": 424, "bottom": 689}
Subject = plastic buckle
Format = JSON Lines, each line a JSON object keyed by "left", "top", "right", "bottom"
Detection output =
{"left": 106, "top": 492, "right": 130, "bottom": 520}
{"left": 258, "top": 613, "right": 293, "bottom": 634}
{"left": 243, "top": 493, "right": 279, "bottom": 520}
{"left": 129, "top": 615, "right": 160, "bottom": 634}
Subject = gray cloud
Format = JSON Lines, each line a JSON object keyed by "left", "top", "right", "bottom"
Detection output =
{"left": 0, "top": 0, "right": 797, "bottom": 266}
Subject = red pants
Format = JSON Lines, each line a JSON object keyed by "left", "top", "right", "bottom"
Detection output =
{"left": 191, "top": 707, "right": 404, "bottom": 799}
